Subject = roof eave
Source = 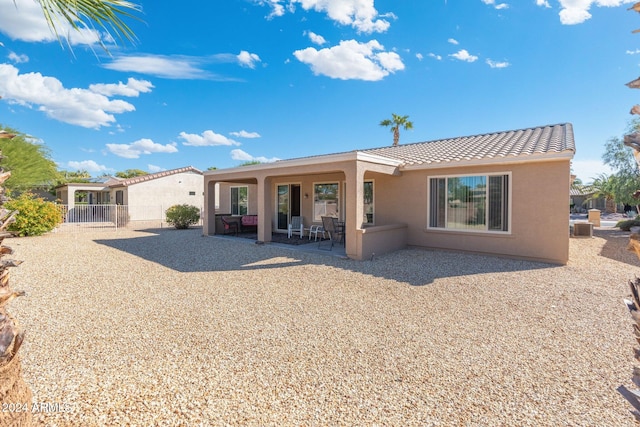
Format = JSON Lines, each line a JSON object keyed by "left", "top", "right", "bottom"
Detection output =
{"left": 204, "top": 151, "right": 404, "bottom": 177}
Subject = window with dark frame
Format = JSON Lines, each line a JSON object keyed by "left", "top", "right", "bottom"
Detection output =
{"left": 429, "top": 174, "right": 509, "bottom": 232}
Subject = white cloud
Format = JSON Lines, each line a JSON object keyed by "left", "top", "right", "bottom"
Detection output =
{"left": 259, "top": 0, "right": 390, "bottom": 33}
{"left": 481, "top": 0, "right": 509, "bottom": 9}
{"left": 428, "top": 53, "right": 442, "bottom": 60}
{"left": 104, "top": 54, "right": 215, "bottom": 80}
{"left": 416, "top": 53, "right": 424, "bottom": 61}
{"left": 89, "top": 78, "right": 154, "bottom": 97}
{"left": 104, "top": 52, "right": 260, "bottom": 80}
{"left": 0, "top": 0, "right": 110, "bottom": 46}
{"left": 231, "top": 149, "right": 280, "bottom": 163}
{"left": 147, "top": 164, "right": 165, "bottom": 173}
{"left": 230, "top": 130, "right": 261, "bottom": 138}
{"left": 557, "top": 0, "right": 635, "bottom": 25}
{"left": 448, "top": 38, "right": 459, "bottom": 45}
{"left": 0, "top": 64, "right": 137, "bottom": 128}
{"left": 67, "top": 160, "right": 110, "bottom": 173}
{"left": 106, "top": 139, "right": 178, "bottom": 159}
{"left": 237, "top": 50, "right": 261, "bottom": 68}
{"left": 536, "top": 0, "right": 551, "bottom": 7}
{"left": 627, "top": 49, "right": 640, "bottom": 55}
{"left": 306, "top": 31, "right": 327, "bottom": 45}
{"left": 450, "top": 49, "right": 478, "bottom": 62}
{"left": 179, "top": 130, "right": 241, "bottom": 147}
{"left": 7, "top": 52, "right": 28, "bottom": 63}
{"left": 559, "top": 6, "right": 592, "bottom": 24}
{"left": 294, "top": 39, "right": 404, "bottom": 81}
{"left": 486, "top": 59, "right": 510, "bottom": 68}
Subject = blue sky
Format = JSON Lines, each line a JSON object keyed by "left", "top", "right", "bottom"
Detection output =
{"left": 0, "top": 0, "right": 639, "bottom": 183}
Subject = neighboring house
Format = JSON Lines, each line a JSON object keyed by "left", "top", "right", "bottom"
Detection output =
{"left": 203, "top": 124, "right": 575, "bottom": 264}
{"left": 570, "top": 185, "right": 604, "bottom": 213}
{"left": 56, "top": 166, "right": 203, "bottom": 222}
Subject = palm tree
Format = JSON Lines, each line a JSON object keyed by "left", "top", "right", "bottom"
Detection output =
{"left": 38, "top": 0, "right": 141, "bottom": 49}
{"left": 379, "top": 113, "right": 414, "bottom": 146}
{"left": 589, "top": 173, "right": 618, "bottom": 213}
{"left": 0, "top": 131, "right": 31, "bottom": 425}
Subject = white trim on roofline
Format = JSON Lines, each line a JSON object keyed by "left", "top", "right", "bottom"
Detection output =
{"left": 204, "top": 151, "right": 403, "bottom": 176}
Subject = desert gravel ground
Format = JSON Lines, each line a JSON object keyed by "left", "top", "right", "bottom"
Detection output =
{"left": 6, "top": 226, "right": 640, "bottom": 426}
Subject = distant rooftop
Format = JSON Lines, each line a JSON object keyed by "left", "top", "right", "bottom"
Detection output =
{"left": 107, "top": 166, "right": 202, "bottom": 187}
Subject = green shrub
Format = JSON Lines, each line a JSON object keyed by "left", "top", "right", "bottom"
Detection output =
{"left": 4, "top": 192, "right": 63, "bottom": 236}
{"left": 616, "top": 219, "right": 640, "bottom": 231}
{"left": 165, "top": 204, "right": 200, "bottom": 229}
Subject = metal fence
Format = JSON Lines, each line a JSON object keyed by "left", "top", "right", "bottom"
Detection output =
{"left": 55, "top": 204, "right": 203, "bottom": 232}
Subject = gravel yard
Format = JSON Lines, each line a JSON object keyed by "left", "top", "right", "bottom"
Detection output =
{"left": 6, "top": 226, "right": 640, "bottom": 426}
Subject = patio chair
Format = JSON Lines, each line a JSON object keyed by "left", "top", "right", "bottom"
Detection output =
{"left": 332, "top": 217, "right": 345, "bottom": 246}
{"left": 319, "top": 216, "right": 338, "bottom": 250}
{"left": 220, "top": 216, "right": 239, "bottom": 236}
{"left": 308, "top": 224, "right": 326, "bottom": 241}
{"left": 288, "top": 216, "right": 304, "bottom": 239}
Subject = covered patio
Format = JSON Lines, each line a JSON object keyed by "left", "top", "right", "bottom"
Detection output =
{"left": 203, "top": 151, "right": 408, "bottom": 260}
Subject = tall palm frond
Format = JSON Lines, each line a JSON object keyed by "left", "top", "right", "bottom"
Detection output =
{"left": 380, "top": 113, "right": 413, "bottom": 146}
{"left": 37, "top": 0, "right": 142, "bottom": 49}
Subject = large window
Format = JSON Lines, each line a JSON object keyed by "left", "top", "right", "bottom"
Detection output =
{"left": 313, "top": 183, "right": 339, "bottom": 221}
{"left": 231, "top": 186, "right": 248, "bottom": 216}
{"left": 429, "top": 174, "right": 509, "bottom": 232}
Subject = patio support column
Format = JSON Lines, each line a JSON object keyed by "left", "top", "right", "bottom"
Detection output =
{"left": 203, "top": 179, "right": 217, "bottom": 236}
{"left": 257, "top": 175, "right": 272, "bottom": 243}
{"left": 68, "top": 189, "right": 76, "bottom": 210}
{"left": 344, "top": 162, "right": 365, "bottom": 260}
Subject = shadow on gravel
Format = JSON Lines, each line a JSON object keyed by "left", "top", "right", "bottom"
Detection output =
{"left": 593, "top": 228, "right": 640, "bottom": 268}
{"left": 94, "top": 227, "right": 558, "bottom": 286}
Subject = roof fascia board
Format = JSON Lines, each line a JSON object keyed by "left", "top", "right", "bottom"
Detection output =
{"left": 204, "top": 151, "right": 402, "bottom": 178}
{"left": 355, "top": 151, "right": 403, "bottom": 167}
{"left": 204, "top": 152, "right": 358, "bottom": 177}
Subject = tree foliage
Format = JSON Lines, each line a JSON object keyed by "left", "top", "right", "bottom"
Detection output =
{"left": 37, "top": 0, "right": 142, "bottom": 51}
{"left": 5, "top": 192, "right": 62, "bottom": 236}
{"left": 59, "top": 169, "right": 92, "bottom": 184}
{"left": 380, "top": 113, "right": 414, "bottom": 146}
{"left": 115, "top": 169, "right": 148, "bottom": 178}
{"left": 0, "top": 126, "right": 60, "bottom": 191}
{"left": 238, "top": 161, "right": 262, "bottom": 166}
{"left": 601, "top": 121, "right": 640, "bottom": 206}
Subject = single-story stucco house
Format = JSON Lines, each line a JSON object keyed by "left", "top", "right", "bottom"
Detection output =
{"left": 56, "top": 166, "right": 203, "bottom": 222}
{"left": 203, "top": 123, "right": 575, "bottom": 264}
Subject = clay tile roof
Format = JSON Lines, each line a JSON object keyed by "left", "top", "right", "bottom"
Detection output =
{"left": 361, "top": 123, "right": 575, "bottom": 167}
{"left": 570, "top": 185, "right": 594, "bottom": 197}
{"left": 109, "top": 166, "right": 202, "bottom": 187}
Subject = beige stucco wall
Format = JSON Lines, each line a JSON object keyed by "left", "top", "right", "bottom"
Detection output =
{"left": 122, "top": 171, "right": 203, "bottom": 221}
{"left": 371, "top": 160, "right": 571, "bottom": 264}
{"left": 205, "top": 157, "right": 571, "bottom": 264}
{"left": 218, "top": 173, "right": 349, "bottom": 229}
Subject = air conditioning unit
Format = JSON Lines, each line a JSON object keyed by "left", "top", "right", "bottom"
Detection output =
{"left": 573, "top": 222, "right": 593, "bottom": 238}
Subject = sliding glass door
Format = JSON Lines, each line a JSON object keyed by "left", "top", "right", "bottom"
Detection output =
{"left": 276, "top": 184, "right": 300, "bottom": 230}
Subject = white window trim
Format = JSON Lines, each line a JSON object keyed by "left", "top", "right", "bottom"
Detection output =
{"left": 313, "top": 181, "right": 340, "bottom": 222}
{"left": 426, "top": 172, "right": 512, "bottom": 235}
